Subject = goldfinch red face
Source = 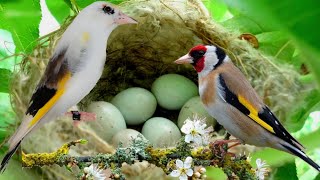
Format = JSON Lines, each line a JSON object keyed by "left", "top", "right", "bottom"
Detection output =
{"left": 175, "top": 45, "right": 227, "bottom": 73}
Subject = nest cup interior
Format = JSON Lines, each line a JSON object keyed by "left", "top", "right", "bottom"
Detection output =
{"left": 9, "top": 0, "right": 302, "bottom": 178}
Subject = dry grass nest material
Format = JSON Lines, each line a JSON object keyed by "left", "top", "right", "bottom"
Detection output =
{"left": 9, "top": 0, "right": 302, "bottom": 179}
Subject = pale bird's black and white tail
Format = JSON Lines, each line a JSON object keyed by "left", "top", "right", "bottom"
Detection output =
{"left": 0, "top": 141, "right": 21, "bottom": 173}
{"left": 282, "top": 143, "right": 320, "bottom": 172}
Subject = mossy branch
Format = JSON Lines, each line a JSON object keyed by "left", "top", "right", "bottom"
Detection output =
{"left": 22, "top": 139, "right": 88, "bottom": 168}
{"left": 21, "top": 137, "right": 256, "bottom": 179}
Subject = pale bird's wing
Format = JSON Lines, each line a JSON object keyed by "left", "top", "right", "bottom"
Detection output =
{"left": 0, "top": 47, "right": 72, "bottom": 172}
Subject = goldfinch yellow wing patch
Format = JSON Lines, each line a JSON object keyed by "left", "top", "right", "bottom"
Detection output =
{"left": 238, "top": 95, "right": 275, "bottom": 133}
{"left": 27, "top": 72, "right": 71, "bottom": 127}
{"left": 218, "top": 75, "right": 303, "bottom": 147}
{"left": 218, "top": 75, "right": 275, "bottom": 134}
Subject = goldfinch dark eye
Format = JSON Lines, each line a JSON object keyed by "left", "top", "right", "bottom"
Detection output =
{"left": 191, "top": 50, "right": 205, "bottom": 58}
{"left": 102, "top": 6, "right": 114, "bottom": 15}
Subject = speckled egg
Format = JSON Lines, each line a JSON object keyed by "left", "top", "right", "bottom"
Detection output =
{"left": 111, "top": 87, "right": 157, "bottom": 125}
{"left": 112, "top": 129, "right": 146, "bottom": 147}
{"left": 86, "top": 101, "right": 126, "bottom": 142}
{"left": 142, "top": 117, "right": 181, "bottom": 147}
{"left": 151, "top": 74, "right": 198, "bottom": 110}
{"left": 177, "top": 96, "right": 217, "bottom": 128}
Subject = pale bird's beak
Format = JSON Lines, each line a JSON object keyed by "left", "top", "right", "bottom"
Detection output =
{"left": 174, "top": 54, "right": 193, "bottom": 64}
{"left": 116, "top": 11, "right": 138, "bottom": 25}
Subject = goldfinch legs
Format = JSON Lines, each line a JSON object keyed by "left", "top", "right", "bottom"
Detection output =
{"left": 210, "top": 139, "right": 242, "bottom": 157}
{"left": 175, "top": 44, "right": 320, "bottom": 172}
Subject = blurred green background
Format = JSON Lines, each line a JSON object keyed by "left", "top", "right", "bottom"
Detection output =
{"left": 0, "top": 0, "right": 319, "bottom": 179}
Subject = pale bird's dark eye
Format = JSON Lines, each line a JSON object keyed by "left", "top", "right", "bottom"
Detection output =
{"left": 102, "top": 5, "right": 115, "bottom": 15}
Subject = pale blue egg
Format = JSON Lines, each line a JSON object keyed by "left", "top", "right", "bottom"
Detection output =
{"left": 142, "top": 117, "right": 181, "bottom": 147}
{"left": 111, "top": 87, "right": 157, "bottom": 125}
{"left": 151, "top": 74, "right": 198, "bottom": 110}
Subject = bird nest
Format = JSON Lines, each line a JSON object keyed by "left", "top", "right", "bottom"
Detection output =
{"left": 9, "top": 0, "right": 302, "bottom": 179}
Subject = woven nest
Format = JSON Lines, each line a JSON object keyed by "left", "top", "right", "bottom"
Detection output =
{"left": 9, "top": 0, "right": 302, "bottom": 179}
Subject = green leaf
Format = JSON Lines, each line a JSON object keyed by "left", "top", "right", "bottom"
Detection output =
{"left": 76, "top": 0, "right": 126, "bottom": 8}
{"left": 0, "top": 0, "right": 41, "bottom": 53}
{"left": 288, "top": 90, "right": 320, "bottom": 132}
{"left": 272, "top": 162, "right": 298, "bottom": 180}
{"left": 75, "top": 0, "right": 97, "bottom": 8}
{"left": 299, "top": 46, "right": 320, "bottom": 88}
{"left": 63, "top": 0, "right": 73, "bottom": 9}
{"left": 291, "top": 54, "right": 304, "bottom": 72}
{"left": 293, "top": 112, "right": 320, "bottom": 179}
{"left": 0, "top": 92, "right": 15, "bottom": 140}
{"left": 256, "top": 31, "right": 295, "bottom": 62}
{"left": 315, "top": 172, "right": 320, "bottom": 180}
{"left": 0, "top": 29, "right": 17, "bottom": 71}
{"left": 206, "top": 166, "right": 228, "bottom": 180}
{"left": 46, "top": 0, "right": 71, "bottom": 24}
{"left": 204, "top": 0, "right": 229, "bottom": 22}
{"left": 251, "top": 127, "right": 320, "bottom": 168}
{"left": 220, "top": 15, "right": 265, "bottom": 34}
{"left": 0, "top": 29, "right": 15, "bottom": 58}
{"left": 48, "top": 0, "right": 129, "bottom": 15}
{"left": 0, "top": 68, "right": 12, "bottom": 93}
{"left": 222, "top": 0, "right": 320, "bottom": 86}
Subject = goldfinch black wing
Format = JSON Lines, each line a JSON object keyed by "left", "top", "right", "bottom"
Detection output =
{"left": 218, "top": 72, "right": 304, "bottom": 149}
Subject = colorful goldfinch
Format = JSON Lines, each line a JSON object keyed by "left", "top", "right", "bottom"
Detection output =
{"left": 0, "top": 1, "right": 137, "bottom": 172}
{"left": 175, "top": 44, "right": 320, "bottom": 172}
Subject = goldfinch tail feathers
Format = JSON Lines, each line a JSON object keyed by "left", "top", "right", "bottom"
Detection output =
{"left": 282, "top": 143, "right": 320, "bottom": 172}
{"left": 0, "top": 141, "right": 21, "bottom": 173}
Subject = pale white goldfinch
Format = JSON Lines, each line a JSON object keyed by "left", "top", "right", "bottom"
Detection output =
{"left": 174, "top": 45, "right": 320, "bottom": 172}
{"left": 0, "top": 1, "right": 137, "bottom": 172}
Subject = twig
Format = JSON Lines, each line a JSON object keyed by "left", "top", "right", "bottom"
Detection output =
{"left": 21, "top": 138, "right": 256, "bottom": 179}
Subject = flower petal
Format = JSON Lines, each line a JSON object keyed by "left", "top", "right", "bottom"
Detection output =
{"left": 186, "top": 168, "right": 194, "bottom": 176}
{"left": 184, "top": 156, "right": 193, "bottom": 168}
{"left": 185, "top": 134, "right": 193, "bottom": 143}
{"left": 179, "top": 174, "right": 188, "bottom": 180}
{"left": 181, "top": 122, "right": 192, "bottom": 134}
{"left": 170, "top": 170, "right": 181, "bottom": 177}
{"left": 197, "top": 124, "right": 207, "bottom": 134}
{"left": 176, "top": 159, "right": 184, "bottom": 168}
{"left": 193, "top": 134, "right": 202, "bottom": 144}
{"left": 256, "top": 158, "right": 261, "bottom": 169}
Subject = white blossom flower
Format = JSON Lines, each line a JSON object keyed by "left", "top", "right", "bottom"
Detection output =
{"left": 170, "top": 156, "right": 194, "bottom": 180}
{"left": 84, "top": 164, "right": 106, "bottom": 180}
{"left": 181, "top": 115, "right": 213, "bottom": 145}
{"left": 255, "top": 158, "right": 270, "bottom": 180}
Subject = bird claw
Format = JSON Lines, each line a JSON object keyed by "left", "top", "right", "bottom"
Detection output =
{"left": 65, "top": 111, "right": 96, "bottom": 127}
{"left": 210, "top": 139, "right": 241, "bottom": 158}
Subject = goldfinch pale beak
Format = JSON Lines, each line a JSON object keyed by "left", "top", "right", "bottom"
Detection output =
{"left": 116, "top": 12, "right": 138, "bottom": 24}
{"left": 174, "top": 54, "right": 193, "bottom": 64}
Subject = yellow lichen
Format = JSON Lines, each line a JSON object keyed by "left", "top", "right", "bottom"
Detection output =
{"left": 191, "top": 146, "right": 212, "bottom": 159}
{"left": 22, "top": 139, "right": 86, "bottom": 168}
